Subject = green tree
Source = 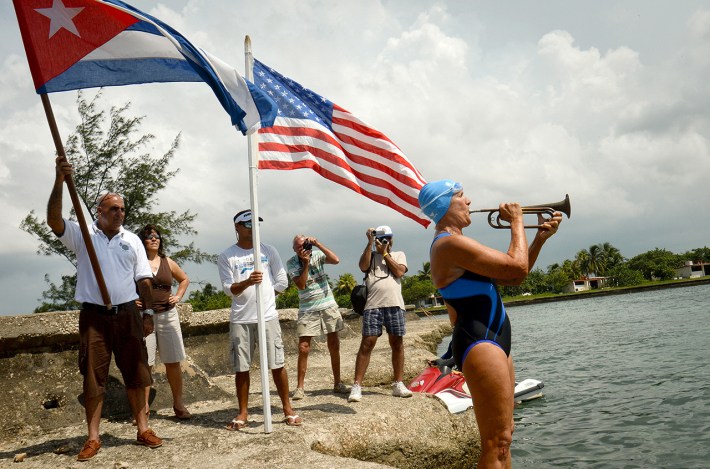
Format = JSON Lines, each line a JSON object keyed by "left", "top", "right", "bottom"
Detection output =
{"left": 186, "top": 283, "right": 231, "bottom": 312}
{"left": 331, "top": 273, "right": 357, "bottom": 309}
{"left": 546, "top": 263, "right": 574, "bottom": 293}
{"left": 34, "top": 274, "right": 81, "bottom": 313}
{"left": 587, "top": 244, "right": 604, "bottom": 277}
{"left": 519, "top": 268, "right": 549, "bottom": 294}
{"left": 627, "top": 248, "right": 682, "bottom": 281}
{"left": 606, "top": 264, "right": 645, "bottom": 287}
{"left": 600, "top": 242, "right": 624, "bottom": 272}
{"left": 574, "top": 249, "right": 591, "bottom": 277}
{"left": 500, "top": 284, "right": 523, "bottom": 297}
{"left": 401, "top": 275, "right": 436, "bottom": 306}
{"left": 417, "top": 262, "right": 431, "bottom": 280}
{"left": 682, "top": 246, "right": 710, "bottom": 263}
{"left": 275, "top": 282, "right": 300, "bottom": 309}
{"left": 550, "top": 260, "right": 579, "bottom": 282}
{"left": 547, "top": 269, "right": 572, "bottom": 293}
{"left": 20, "top": 90, "right": 213, "bottom": 312}
{"left": 334, "top": 273, "right": 357, "bottom": 295}
{"left": 333, "top": 290, "right": 353, "bottom": 309}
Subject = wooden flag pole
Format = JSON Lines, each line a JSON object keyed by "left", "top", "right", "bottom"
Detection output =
{"left": 244, "top": 34, "right": 273, "bottom": 434}
{"left": 40, "top": 93, "right": 112, "bottom": 308}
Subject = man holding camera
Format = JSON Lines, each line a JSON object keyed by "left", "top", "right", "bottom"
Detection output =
{"left": 348, "top": 226, "right": 412, "bottom": 402}
{"left": 287, "top": 235, "right": 348, "bottom": 400}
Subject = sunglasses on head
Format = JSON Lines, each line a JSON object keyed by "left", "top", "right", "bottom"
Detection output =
{"left": 143, "top": 234, "right": 160, "bottom": 241}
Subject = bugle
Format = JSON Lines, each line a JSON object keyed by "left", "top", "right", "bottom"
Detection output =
{"left": 470, "top": 194, "right": 571, "bottom": 229}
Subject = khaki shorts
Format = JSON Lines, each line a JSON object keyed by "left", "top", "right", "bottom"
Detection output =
{"left": 145, "top": 307, "right": 187, "bottom": 366}
{"left": 297, "top": 305, "right": 344, "bottom": 338}
{"left": 230, "top": 318, "right": 285, "bottom": 372}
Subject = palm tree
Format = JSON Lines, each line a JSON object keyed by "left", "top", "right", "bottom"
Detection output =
{"left": 335, "top": 273, "right": 357, "bottom": 295}
{"left": 588, "top": 244, "right": 605, "bottom": 277}
{"left": 600, "top": 242, "right": 624, "bottom": 272}
{"left": 417, "top": 262, "right": 431, "bottom": 280}
{"left": 574, "top": 249, "right": 590, "bottom": 278}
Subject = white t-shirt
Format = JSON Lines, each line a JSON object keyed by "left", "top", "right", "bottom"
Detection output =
{"left": 217, "top": 243, "right": 288, "bottom": 324}
{"left": 58, "top": 219, "right": 151, "bottom": 305}
{"left": 364, "top": 250, "right": 407, "bottom": 310}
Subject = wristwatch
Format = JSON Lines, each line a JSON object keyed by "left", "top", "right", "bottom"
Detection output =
{"left": 143, "top": 308, "right": 154, "bottom": 317}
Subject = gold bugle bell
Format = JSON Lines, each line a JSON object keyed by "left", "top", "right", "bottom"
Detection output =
{"left": 470, "top": 194, "right": 571, "bottom": 229}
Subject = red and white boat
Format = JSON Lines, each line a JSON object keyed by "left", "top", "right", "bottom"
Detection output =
{"left": 408, "top": 361, "right": 544, "bottom": 414}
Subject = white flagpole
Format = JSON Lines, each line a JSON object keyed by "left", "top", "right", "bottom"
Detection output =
{"left": 244, "top": 35, "right": 272, "bottom": 433}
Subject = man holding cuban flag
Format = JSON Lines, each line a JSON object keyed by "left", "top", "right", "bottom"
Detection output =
{"left": 12, "top": 0, "right": 279, "bottom": 459}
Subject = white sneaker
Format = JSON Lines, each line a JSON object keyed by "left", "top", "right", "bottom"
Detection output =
{"left": 292, "top": 388, "right": 305, "bottom": 400}
{"left": 348, "top": 383, "right": 362, "bottom": 402}
{"left": 392, "top": 381, "right": 413, "bottom": 398}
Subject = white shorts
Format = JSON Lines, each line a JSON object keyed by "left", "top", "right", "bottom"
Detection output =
{"left": 229, "top": 318, "right": 285, "bottom": 373}
{"left": 297, "top": 305, "right": 344, "bottom": 338}
{"left": 145, "top": 307, "right": 187, "bottom": 366}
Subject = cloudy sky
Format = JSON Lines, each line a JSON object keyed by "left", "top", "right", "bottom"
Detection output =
{"left": 1, "top": 1, "right": 709, "bottom": 316}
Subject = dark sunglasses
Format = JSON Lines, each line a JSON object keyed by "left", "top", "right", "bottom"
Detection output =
{"left": 239, "top": 221, "right": 253, "bottom": 229}
{"left": 143, "top": 234, "right": 161, "bottom": 241}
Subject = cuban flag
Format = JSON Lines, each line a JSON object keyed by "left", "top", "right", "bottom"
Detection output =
{"left": 12, "top": 0, "right": 277, "bottom": 134}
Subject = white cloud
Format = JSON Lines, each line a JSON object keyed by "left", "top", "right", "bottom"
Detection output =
{"left": 1, "top": 1, "right": 709, "bottom": 315}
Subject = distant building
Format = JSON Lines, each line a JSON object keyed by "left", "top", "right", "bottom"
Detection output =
{"left": 675, "top": 261, "right": 710, "bottom": 279}
{"left": 414, "top": 294, "right": 445, "bottom": 310}
{"left": 563, "top": 276, "right": 610, "bottom": 293}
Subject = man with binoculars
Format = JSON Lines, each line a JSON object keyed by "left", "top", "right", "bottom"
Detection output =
{"left": 348, "top": 225, "right": 412, "bottom": 402}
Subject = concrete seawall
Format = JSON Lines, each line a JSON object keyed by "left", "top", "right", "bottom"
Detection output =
{"left": 0, "top": 306, "right": 480, "bottom": 468}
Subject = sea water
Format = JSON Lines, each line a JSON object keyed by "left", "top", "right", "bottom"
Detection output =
{"left": 437, "top": 283, "right": 710, "bottom": 468}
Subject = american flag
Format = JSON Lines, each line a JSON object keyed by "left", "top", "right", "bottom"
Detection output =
{"left": 255, "top": 60, "right": 430, "bottom": 227}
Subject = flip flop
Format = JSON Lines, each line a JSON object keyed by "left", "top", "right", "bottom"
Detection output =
{"left": 225, "top": 418, "right": 248, "bottom": 431}
{"left": 283, "top": 414, "right": 303, "bottom": 427}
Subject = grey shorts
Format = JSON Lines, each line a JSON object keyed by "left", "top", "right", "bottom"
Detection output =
{"left": 362, "top": 306, "right": 406, "bottom": 337}
{"left": 297, "top": 305, "right": 344, "bottom": 338}
{"left": 145, "top": 307, "right": 186, "bottom": 366}
{"left": 229, "top": 318, "right": 285, "bottom": 372}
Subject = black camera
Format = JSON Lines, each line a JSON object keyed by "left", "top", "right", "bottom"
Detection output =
{"left": 380, "top": 238, "right": 389, "bottom": 245}
{"left": 370, "top": 230, "right": 377, "bottom": 236}
{"left": 303, "top": 241, "right": 313, "bottom": 251}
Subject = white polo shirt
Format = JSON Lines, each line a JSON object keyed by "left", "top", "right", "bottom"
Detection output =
{"left": 58, "top": 219, "right": 152, "bottom": 305}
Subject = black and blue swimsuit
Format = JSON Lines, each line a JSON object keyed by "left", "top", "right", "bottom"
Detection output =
{"left": 433, "top": 233, "right": 512, "bottom": 370}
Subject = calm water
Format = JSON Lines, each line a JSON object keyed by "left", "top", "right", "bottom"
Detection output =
{"left": 438, "top": 284, "right": 710, "bottom": 468}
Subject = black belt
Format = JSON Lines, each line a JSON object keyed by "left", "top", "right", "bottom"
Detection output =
{"left": 82, "top": 302, "right": 135, "bottom": 316}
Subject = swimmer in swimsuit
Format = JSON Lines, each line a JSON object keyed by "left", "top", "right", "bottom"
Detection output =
{"left": 418, "top": 179, "right": 562, "bottom": 468}
{"left": 433, "top": 232, "right": 512, "bottom": 371}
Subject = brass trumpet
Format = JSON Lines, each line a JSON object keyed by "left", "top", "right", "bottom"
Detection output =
{"left": 470, "top": 194, "right": 571, "bottom": 229}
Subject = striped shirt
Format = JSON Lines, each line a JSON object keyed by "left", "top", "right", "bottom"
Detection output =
{"left": 287, "top": 250, "right": 338, "bottom": 313}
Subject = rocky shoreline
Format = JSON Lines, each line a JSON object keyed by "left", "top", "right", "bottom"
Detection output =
{"left": 0, "top": 309, "right": 481, "bottom": 468}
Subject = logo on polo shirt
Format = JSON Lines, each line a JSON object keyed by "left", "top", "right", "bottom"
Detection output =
{"left": 120, "top": 243, "right": 129, "bottom": 251}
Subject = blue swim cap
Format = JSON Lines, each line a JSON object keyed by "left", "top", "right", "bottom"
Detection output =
{"left": 418, "top": 180, "right": 462, "bottom": 224}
